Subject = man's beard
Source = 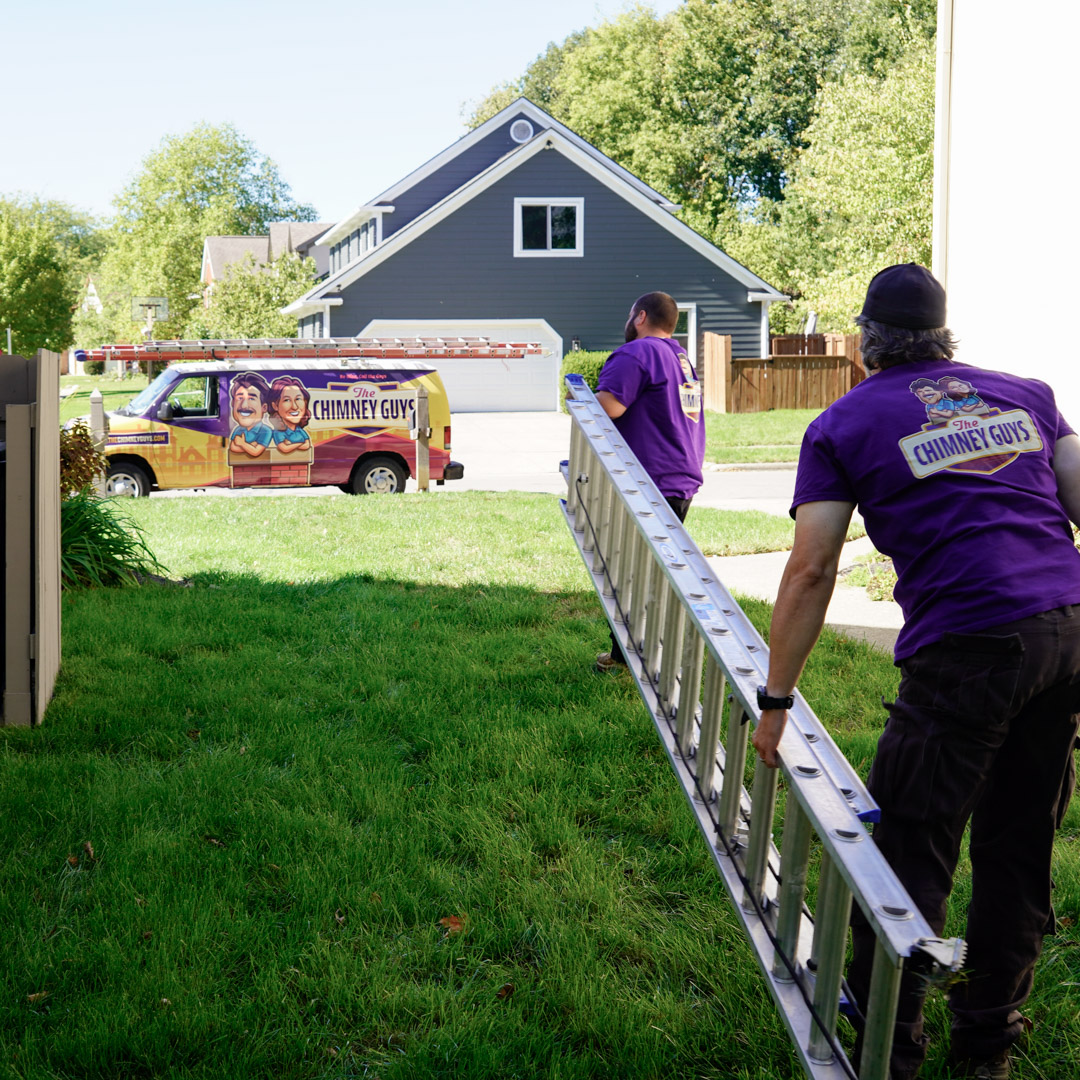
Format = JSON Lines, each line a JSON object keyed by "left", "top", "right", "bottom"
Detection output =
{"left": 624, "top": 317, "right": 638, "bottom": 343}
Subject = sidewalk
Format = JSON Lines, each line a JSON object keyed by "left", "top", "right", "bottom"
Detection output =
{"left": 709, "top": 534, "right": 903, "bottom": 655}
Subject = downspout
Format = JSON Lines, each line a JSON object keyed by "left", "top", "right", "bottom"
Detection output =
{"left": 932, "top": 0, "right": 955, "bottom": 289}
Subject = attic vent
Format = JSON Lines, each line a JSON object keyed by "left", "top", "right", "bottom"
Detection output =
{"left": 509, "top": 119, "right": 534, "bottom": 144}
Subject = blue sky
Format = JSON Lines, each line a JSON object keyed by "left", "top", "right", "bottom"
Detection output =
{"left": 6, "top": 0, "right": 681, "bottom": 224}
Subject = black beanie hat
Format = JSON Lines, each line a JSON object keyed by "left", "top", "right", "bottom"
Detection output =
{"left": 860, "top": 264, "right": 947, "bottom": 330}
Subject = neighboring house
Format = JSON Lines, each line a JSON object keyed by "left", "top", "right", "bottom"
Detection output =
{"left": 283, "top": 99, "right": 785, "bottom": 411}
{"left": 200, "top": 222, "right": 332, "bottom": 306}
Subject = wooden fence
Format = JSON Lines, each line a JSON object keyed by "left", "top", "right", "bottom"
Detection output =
{"left": 2, "top": 351, "right": 61, "bottom": 726}
{"left": 702, "top": 332, "right": 864, "bottom": 413}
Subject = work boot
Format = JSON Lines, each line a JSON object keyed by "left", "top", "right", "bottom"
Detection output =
{"left": 594, "top": 651, "right": 626, "bottom": 673}
{"left": 957, "top": 1050, "right": 1011, "bottom": 1079}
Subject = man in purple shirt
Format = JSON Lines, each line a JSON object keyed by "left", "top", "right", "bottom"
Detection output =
{"left": 594, "top": 291, "right": 706, "bottom": 671}
{"left": 751, "top": 264, "right": 1080, "bottom": 1079}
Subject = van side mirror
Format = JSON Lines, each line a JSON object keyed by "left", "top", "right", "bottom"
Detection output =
{"left": 157, "top": 401, "right": 174, "bottom": 421}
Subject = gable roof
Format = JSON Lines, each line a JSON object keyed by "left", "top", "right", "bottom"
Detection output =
{"left": 268, "top": 221, "right": 332, "bottom": 260}
{"left": 201, "top": 236, "right": 271, "bottom": 284}
{"left": 318, "top": 98, "right": 682, "bottom": 249}
{"left": 285, "top": 126, "right": 785, "bottom": 317}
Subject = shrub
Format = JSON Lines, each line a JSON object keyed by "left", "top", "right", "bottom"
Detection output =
{"left": 60, "top": 491, "right": 167, "bottom": 589}
{"left": 560, "top": 350, "right": 610, "bottom": 410}
{"left": 83, "top": 360, "right": 105, "bottom": 376}
{"left": 59, "top": 421, "right": 106, "bottom": 497}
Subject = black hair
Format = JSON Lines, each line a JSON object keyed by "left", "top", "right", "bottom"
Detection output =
{"left": 856, "top": 316, "right": 959, "bottom": 371}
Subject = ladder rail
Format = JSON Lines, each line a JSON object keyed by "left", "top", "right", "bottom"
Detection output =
{"left": 560, "top": 376, "right": 965, "bottom": 1080}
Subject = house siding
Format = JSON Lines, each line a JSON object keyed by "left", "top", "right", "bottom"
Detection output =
{"left": 332, "top": 149, "right": 763, "bottom": 363}
{"left": 381, "top": 115, "right": 535, "bottom": 240}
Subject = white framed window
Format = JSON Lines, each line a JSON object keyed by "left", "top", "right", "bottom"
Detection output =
{"left": 674, "top": 303, "right": 698, "bottom": 370}
{"left": 513, "top": 198, "right": 584, "bottom": 257}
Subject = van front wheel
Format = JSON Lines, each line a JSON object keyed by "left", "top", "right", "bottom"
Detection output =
{"left": 350, "top": 456, "right": 407, "bottom": 495}
{"left": 106, "top": 461, "right": 151, "bottom": 497}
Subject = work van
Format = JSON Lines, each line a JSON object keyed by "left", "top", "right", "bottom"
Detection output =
{"left": 75, "top": 341, "right": 468, "bottom": 496}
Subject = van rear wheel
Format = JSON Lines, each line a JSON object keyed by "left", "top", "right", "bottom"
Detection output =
{"left": 350, "top": 456, "right": 407, "bottom": 495}
{"left": 106, "top": 461, "right": 151, "bottom": 497}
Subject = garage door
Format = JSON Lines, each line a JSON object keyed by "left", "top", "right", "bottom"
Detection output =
{"left": 359, "top": 319, "right": 561, "bottom": 412}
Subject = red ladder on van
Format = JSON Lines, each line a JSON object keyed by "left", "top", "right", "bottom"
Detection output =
{"left": 76, "top": 337, "right": 547, "bottom": 364}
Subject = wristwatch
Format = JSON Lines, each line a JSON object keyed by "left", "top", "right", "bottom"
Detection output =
{"left": 757, "top": 685, "right": 794, "bottom": 711}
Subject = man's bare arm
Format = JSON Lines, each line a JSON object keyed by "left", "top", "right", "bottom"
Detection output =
{"left": 752, "top": 500, "right": 855, "bottom": 768}
{"left": 596, "top": 390, "right": 627, "bottom": 419}
{"left": 1054, "top": 434, "right": 1080, "bottom": 527}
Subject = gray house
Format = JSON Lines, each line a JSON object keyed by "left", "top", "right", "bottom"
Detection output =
{"left": 284, "top": 99, "right": 785, "bottom": 411}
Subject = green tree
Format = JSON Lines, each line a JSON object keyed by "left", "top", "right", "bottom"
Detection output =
{"left": 465, "top": 32, "right": 587, "bottom": 125}
{"left": 469, "top": 2, "right": 855, "bottom": 247}
{"left": 745, "top": 41, "right": 936, "bottom": 331}
{"left": 183, "top": 251, "right": 315, "bottom": 339}
{"left": 0, "top": 201, "right": 79, "bottom": 355}
{"left": 84, "top": 123, "right": 315, "bottom": 345}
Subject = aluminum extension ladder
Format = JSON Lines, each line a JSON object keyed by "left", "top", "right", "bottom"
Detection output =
{"left": 560, "top": 375, "right": 965, "bottom": 1080}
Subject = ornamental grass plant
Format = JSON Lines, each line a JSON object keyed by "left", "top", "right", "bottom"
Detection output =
{"left": 59, "top": 490, "right": 167, "bottom": 588}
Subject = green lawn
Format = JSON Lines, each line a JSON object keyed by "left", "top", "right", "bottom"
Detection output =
{"left": 3, "top": 493, "right": 1077, "bottom": 1079}
{"left": 704, "top": 408, "right": 821, "bottom": 464}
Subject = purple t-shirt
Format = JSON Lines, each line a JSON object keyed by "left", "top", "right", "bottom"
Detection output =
{"left": 596, "top": 336, "right": 706, "bottom": 499}
{"left": 792, "top": 360, "right": 1080, "bottom": 661}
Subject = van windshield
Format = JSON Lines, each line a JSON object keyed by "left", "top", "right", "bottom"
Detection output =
{"left": 115, "top": 370, "right": 176, "bottom": 416}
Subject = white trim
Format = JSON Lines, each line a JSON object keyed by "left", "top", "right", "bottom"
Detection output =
{"left": 317, "top": 205, "right": 396, "bottom": 248}
{"left": 674, "top": 302, "right": 698, "bottom": 370}
{"left": 371, "top": 98, "right": 679, "bottom": 211}
{"left": 282, "top": 297, "right": 343, "bottom": 319}
{"left": 285, "top": 131, "right": 784, "bottom": 315}
{"left": 512, "top": 197, "right": 584, "bottom": 258}
{"left": 759, "top": 300, "right": 775, "bottom": 358}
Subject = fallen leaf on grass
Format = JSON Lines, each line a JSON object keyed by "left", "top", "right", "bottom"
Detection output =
{"left": 370, "top": 892, "right": 382, "bottom": 904}
{"left": 1060, "top": 916, "right": 1075, "bottom": 929}
{"left": 142, "top": 931, "right": 153, "bottom": 941}
{"left": 66, "top": 855, "right": 78, "bottom": 868}
{"left": 325, "top": 1047, "right": 338, "bottom": 1057}
{"left": 439, "top": 915, "right": 466, "bottom": 935}
{"left": 27, "top": 992, "right": 48, "bottom": 1004}
{"left": 267, "top": 863, "right": 281, "bottom": 872}
{"left": 334, "top": 909, "right": 346, "bottom": 927}
{"left": 186, "top": 729, "right": 200, "bottom": 741}
{"left": 204, "top": 836, "right": 226, "bottom": 848}
{"left": 83, "top": 841, "right": 95, "bottom": 860}
{"left": 496, "top": 983, "right": 514, "bottom": 999}
{"left": 238, "top": 746, "right": 248, "bottom": 755}
{"left": 134, "top": 897, "right": 147, "bottom": 907}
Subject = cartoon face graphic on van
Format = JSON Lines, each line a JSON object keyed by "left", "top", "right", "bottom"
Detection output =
{"left": 229, "top": 372, "right": 273, "bottom": 457}
{"left": 268, "top": 376, "right": 312, "bottom": 453}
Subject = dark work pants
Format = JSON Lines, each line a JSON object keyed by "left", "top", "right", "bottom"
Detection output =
{"left": 848, "top": 607, "right": 1080, "bottom": 1078}
{"left": 608, "top": 494, "right": 692, "bottom": 663}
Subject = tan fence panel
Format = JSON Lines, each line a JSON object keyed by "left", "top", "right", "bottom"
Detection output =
{"left": 35, "top": 351, "right": 61, "bottom": 725}
{"left": 1, "top": 351, "right": 61, "bottom": 726}
{"left": 702, "top": 332, "right": 731, "bottom": 412}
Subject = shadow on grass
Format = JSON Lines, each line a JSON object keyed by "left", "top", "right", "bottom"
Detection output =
{"left": 0, "top": 572, "right": 805, "bottom": 1080}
